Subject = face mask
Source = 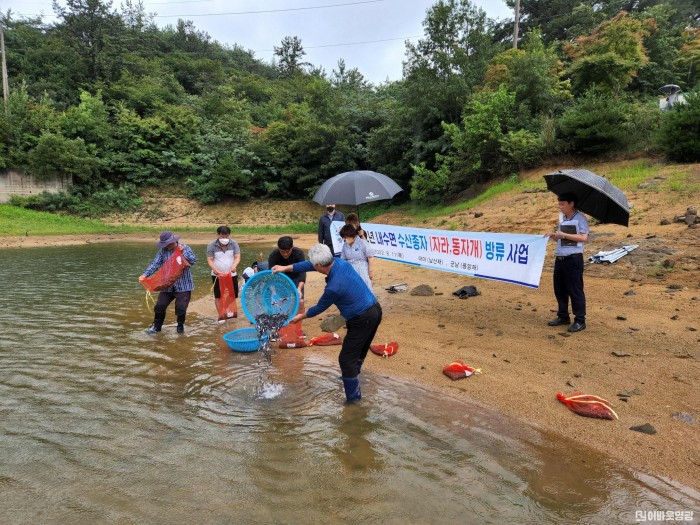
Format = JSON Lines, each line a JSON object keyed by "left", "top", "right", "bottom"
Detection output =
{"left": 219, "top": 238, "right": 230, "bottom": 245}
{"left": 326, "top": 206, "right": 335, "bottom": 213}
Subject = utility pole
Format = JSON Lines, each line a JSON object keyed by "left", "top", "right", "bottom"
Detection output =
{"left": 513, "top": 0, "right": 520, "bottom": 49}
{"left": 0, "top": 19, "right": 8, "bottom": 113}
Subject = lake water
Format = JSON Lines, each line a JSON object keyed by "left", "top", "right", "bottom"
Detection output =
{"left": 0, "top": 243, "right": 697, "bottom": 524}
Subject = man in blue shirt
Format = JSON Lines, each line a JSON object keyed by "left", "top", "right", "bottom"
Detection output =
{"left": 272, "top": 243, "right": 382, "bottom": 402}
{"left": 140, "top": 231, "right": 197, "bottom": 334}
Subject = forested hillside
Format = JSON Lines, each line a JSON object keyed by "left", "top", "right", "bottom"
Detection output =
{"left": 0, "top": 0, "right": 698, "bottom": 216}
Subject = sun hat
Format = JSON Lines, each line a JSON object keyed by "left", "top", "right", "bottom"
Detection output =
{"left": 156, "top": 230, "right": 180, "bottom": 248}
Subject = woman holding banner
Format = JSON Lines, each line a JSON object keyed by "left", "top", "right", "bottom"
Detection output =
{"left": 339, "top": 224, "right": 374, "bottom": 289}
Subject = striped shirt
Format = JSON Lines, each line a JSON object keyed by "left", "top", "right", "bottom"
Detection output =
{"left": 143, "top": 243, "right": 197, "bottom": 292}
{"left": 292, "top": 258, "right": 377, "bottom": 320}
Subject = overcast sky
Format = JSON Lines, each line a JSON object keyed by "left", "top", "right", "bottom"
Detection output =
{"left": 7, "top": 0, "right": 513, "bottom": 85}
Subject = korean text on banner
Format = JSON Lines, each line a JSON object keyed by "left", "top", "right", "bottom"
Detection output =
{"left": 332, "top": 221, "right": 548, "bottom": 288}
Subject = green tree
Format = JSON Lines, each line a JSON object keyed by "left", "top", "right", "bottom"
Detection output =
{"left": 399, "top": 0, "right": 498, "bottom": 180}
{"left": 331, "top": 59, "right": 368, "bottom": 90}
{"left": 500, "top": 0, "right": 698, "bottom": 46}
{"left": 1, "top": 13, "right": 85, "bottom": 106}
{"left": 632, "top": 4, "right": 687, "bottom": 94}
{"left": 52, "top": 0, "right": 123, "bottom": 83}
{"left": 274, "top": 36, "right": 310, "bottom": 77}
{"left": 499, "top": 129, "right": 544, "bottom": 171}
{"left": 103, "top": 64, "right": 186, "bottom": 116}
{"left": 410, "top": 85, "right": 519, "bottom": 201}
{"left": 107, "top": 102, "right": 200, "bottom": 185}
{"left": 59, "top": 90, "right": 111, "bottom": 155}
{"left": 565, "top": 12, "right": 652, "bottom": 95}
{"left": 500, "top": 0, "right": 603, "bottom": 45}
{"left": 676, "top": 28, "right": 699, "bottom": 87}
{"left": 0, "top": 84, "right": 59, "bottom": 168}
{"left": 26, "top": 131, "right": 99, "bottom": 183}
{"left": 484, "top": 29, "right": 571, "bottom": 117}
{"left": 403, "top": 0, "right": 497, "bottom": 125}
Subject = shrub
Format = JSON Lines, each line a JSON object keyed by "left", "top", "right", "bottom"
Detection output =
{"left": 557, "top": 91, "right": 629, "bottom": 154}
{"left": 499, "top": 129, "right": 544, "bottom": 170}
{"left": 622, "top": 99, "right": 663, "bottom": 153}
{"left": 657, "top": 91, "right": 700, "bottom": 162}
{"left": 26, "top": 132, "right": 99, "bottom": 183}
{"left": 409, "top": 161, "right": 450, "bottom": 203}
{"left": 9, "top": 184, "right": 142, "bottom": 217}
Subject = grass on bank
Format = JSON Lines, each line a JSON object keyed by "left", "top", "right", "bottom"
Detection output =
{"left": 0, "top": 204, "right": 316, "bottom": 237}
{"left": 0, "top": 204, "right": 148, "bottom": 236}
{"left": 396, "top": 160, "right": 698, "bottom": 223}
{"left": 1, "top": 160, "right": 695, "bottom": 236}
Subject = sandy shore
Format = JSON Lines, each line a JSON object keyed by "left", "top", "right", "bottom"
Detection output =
{"left": 3, "top": 228, "right": 699, "bottom": 491}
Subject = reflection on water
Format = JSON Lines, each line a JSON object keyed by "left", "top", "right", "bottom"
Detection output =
{"left": 0, "top": 244, "right": 697, "bottom": 524}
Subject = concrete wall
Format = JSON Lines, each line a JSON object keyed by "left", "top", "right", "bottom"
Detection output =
{"left": 0, "top": 171, "right": 72, "bottom": 203}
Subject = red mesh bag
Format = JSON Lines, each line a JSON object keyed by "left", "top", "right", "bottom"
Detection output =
{"left": 217, "top": 273, "right": 238, "bottom": 320}
{"left": 370, "top": 342, "right": 398, "bottom": 357}
{"left": 309, "top": 332, "right": 342, "bottom": 346}
{"left": 278, "top": 323, "right": 303, "bottom": 343}
{"left": 140, "top": 246, "right": 191, "bottom": 292}
{"left": 442, "top": 360, "right": 481, "bottom": 381}
{"left": 556, "top": 392, "right": 619, "bottom": 420}
{"left": 278, "top": 340, "right": 307, "bottom": 349}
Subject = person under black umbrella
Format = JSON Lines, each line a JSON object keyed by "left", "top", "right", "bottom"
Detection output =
{"left": 313, "top": 170, "right": 403, "bottom": 254}
{"left": 544, "top": 192, "right": 589, "bottom": 333}
{"left": 318, "top": 203, "right": 345, "bottom": 255}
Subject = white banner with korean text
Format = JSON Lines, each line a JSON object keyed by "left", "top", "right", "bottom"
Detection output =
{"left": 331, "top": 221, "right": 548, "bottom": 288}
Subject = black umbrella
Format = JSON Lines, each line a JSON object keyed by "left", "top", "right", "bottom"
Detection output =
{"left": 543, "top": 169, "right": 629, "bottom": 227}
{"left": 312, "top": 170, "right": 403, "bottom": 208}
{"left": 658, "top": 84, "right": 681, "bottom": 95}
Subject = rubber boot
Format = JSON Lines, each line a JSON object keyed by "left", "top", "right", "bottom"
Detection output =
{"left": 356, "top": 358, "right": 365, "bottom": 375}
{"left": 342, "top": 376, "right": 361, "bottom": 402}
{"left": 176, "top": 314, "right": 186, "bottom": 334}
{"left": 146, "top": 311, "right": 166, "bottom": 334}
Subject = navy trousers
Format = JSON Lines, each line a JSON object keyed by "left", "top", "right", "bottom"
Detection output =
{"left": 553, "top": 254, "right": 586, "bottom": 324}
{"left": 338, "top": 303, "right": 382, "bottom": 378}
{"left": 154, "top": 291, "right": 191, "bottom": 329}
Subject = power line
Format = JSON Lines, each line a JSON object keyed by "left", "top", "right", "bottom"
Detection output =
{"left": 3, "top": 32, "right": 422, "bottom": 56}
{"left": 256, "top": 35, "right": 421, "bottom": 53}
{"left": 16, "top": 0, "right": 385, "bottom": 20}
{"left": 152, "top": 0, "right": 385, "bottom": 18}
{"left": 149, "top": 0, "right": 221, "bottom": 4}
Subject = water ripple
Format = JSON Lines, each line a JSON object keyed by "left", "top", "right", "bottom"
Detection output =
{"left": 0, "top": 244, "right": 697, "bottom": 524}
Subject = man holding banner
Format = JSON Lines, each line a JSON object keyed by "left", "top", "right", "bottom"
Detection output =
{"left": 545, "top": 193, "right": 589, "bottom": 333}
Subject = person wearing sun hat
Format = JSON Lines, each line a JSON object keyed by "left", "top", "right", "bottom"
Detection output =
{"left": 140, "top": 231, "right": 197, "bottom": 334}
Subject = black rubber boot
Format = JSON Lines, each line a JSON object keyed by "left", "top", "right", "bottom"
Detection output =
{"left": 176, "top": 314, "right": 186, "bottom": 334}
{"left": 146, "top": 311, "right": 166, "bottom": 334}
{"left": 342, "top": 376, "right": 361, "bottom": 402}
